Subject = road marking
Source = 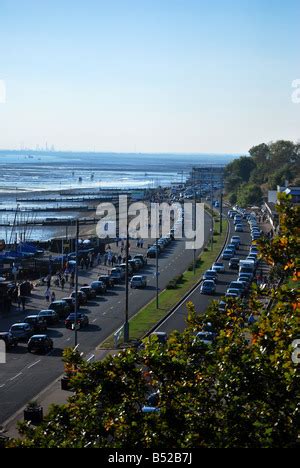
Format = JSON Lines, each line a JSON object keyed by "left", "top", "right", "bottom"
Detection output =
{"left": 10, "top": 373, "right": 22, "bottom": 381}
{"left": 28, "top": 360, "right": 41, "bottom": 369}
{"left": 92, "top": 318, "right": 97, "bottom": 323}
{"left": 0, "top": 384, "right": 6, "bottom": 389}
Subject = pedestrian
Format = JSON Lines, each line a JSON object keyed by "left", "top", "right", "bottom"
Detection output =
{"left": 51, "top": 291, "right": 56, "bottom": 303}
{"left": 140, "top": 239, "right": 144, "bottom": 249}
{"left": 46, "top": 275, "right": 51, "bottom": 289}
{"left": 104, "top": 253, "right": 108, "bottom": 266}
{"left": 64, "top": 268, "right": 69, "bottom": 283}
{"left": 21, "top": 296, "right": 26, "bottom": 312}
{"left": 97, "top": 252, "right": 101, "bottom": 266}
{"left": 17, "top": 295, "right": 22, "bottom": 311}
{"left": 137, "top": 239, "right": 140, "bottom": 248}
{"left": 45, "top": 288, "right": 51, "bottom": 303}
{"left": 61, "top": 277, "right": 65, "bottom": 290}
{"left": 85, "top": 258, "right": 89, "bottom": 270}
{"left": 118, "top": 254, "right": 122, "bottom": 265}
{"left": 80, "top": 258, "right": 85, "bottom": 270}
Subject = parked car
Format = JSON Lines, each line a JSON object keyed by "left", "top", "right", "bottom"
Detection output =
{"left": 133, "top": 254, "right": 148, "bottom": 266}
{"left": 200, "top": 280, "right": 216, "bottom": 295}
{"left": 0, "top": 332, "right": 18, "bottom": 349}
{"left": 61, "top": 297, "right": 76, "bottom": 312}
{"left": 130, "top": 275, "right": 147, "bottom": 289}
{"left": 24, "top": 315, "right": 47, "bottom": 333}
{"left": 109, "top": 269, "right": 123, "bottom": 284}
{"left": 9, "top": 323, "right": 33, "bottom": 342}
{"left": 90, "top": 281, "right": 107, "bottom": 295}
{"left": 98, "top": 275, "right": 115, "bottom": 289}
{"left": 80, "top": 286, "right": 97, "bottom": 300}
{"left": 212, "top": 262, "right": 225, "bottom": 273}
{"left": 70, "top": 291, "right": 88, "bottom": 306}
{"left": 229, "top": 258, "right": 240, "bottom": 270}
{"left": 49, "top": 300, "right": 71, "bottom": 318}
{"left": 28, "top": 335, "right": 53, "bottom": 354}
{"left": 147, "top": 247, "right": 159, "bottom": 258}
{"left": 38, "top": 310, "right": 59, "bottom": 326}
{"left": 65, "top": 313, "right": 89, "bottom": 330}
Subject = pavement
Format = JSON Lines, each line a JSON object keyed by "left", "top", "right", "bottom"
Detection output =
{"left": 0, "top": 212, "right": 212, "bottom": 432}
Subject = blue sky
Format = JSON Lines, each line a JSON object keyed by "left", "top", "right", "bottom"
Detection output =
{"left": 0, "top": 0, "right": 299, "bottom": 153}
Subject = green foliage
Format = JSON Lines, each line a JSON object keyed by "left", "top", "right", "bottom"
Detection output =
{"left": 6, "top": 199, "right": 300, "bottom": 449}
{"left": 225, "top": 140, "right": 300, "bottom": 202}
{"left": 237, "top": 183, "right": 263, "bottom": 208}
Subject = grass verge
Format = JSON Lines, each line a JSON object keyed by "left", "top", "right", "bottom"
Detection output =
{"left": 99, "top": 219, "right": 228, "bottom": 348}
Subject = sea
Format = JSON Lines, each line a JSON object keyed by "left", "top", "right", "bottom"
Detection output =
{"left": 0, "top": 151, "right": 238, "bottom": 241}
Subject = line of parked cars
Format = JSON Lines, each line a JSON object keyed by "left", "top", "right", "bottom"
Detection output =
{"left": 0, "top": 246, "right": 163, "bottom": 354}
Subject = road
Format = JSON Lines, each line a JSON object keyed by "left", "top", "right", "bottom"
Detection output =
{"left": 0, "top": 212, "right": 212, "bottom": 425}
{"left": 156, "top": 216, "right": 252, "bottom": 334}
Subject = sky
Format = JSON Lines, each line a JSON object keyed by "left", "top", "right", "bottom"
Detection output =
{"left": 0, "top": 0, "right": 299, "bottom": 154}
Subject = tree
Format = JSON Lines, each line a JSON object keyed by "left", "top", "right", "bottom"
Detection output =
{"left": 225, "top": 156, "right": 256, "bottom": 183}
{"left": 237, "top": 183, "right": 263, "bottom": 207}
{"left": 249, "top": 143, "right": 270, "bottom": 165}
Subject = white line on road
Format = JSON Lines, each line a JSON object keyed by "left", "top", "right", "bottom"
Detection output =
{"left": 10, "top": 373, "right": 22, "bottom": 381}
{"left": 28, "top": 360, "right": 41, "bottom": 370}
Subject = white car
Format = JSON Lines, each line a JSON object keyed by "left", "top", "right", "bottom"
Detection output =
{"left": 212, "top": 262, "right": 225, "bottom": 273}
{"left": 130, "top": 275, "right": 147, "bottom": 289}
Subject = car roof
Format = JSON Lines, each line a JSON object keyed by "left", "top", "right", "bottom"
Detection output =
{"left": 30, "top": 335, "right": 48, "bottom": 339}
{"left": 39, "top": 309, "right": 55, "bottom": 313}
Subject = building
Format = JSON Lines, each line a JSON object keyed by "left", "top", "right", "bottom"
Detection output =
{"left": 187, "top": 166, "right": 225, "bottom": 188}
{"left": 264, "top": 185, "right": 300, "bottom": 230}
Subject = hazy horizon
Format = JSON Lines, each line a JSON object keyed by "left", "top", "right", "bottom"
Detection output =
{"left": 0, "top": 0, "right": 299, "bottom": 153}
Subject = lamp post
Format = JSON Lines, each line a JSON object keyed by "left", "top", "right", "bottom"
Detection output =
{"left": 74, "top": 219, "right": 79, "bottom": 347}
{"left": 124, "top": 224, "right": 130, "bottom": 343}
{"left": 156, "top": 237, "right": 159, "bottom": 309}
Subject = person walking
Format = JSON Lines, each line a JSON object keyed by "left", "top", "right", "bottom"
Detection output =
{"left": 140, "top": 238, "right": 144, "bottom": 249}
{"left": 61, "top": 276, "right": 65, "bottom": 291}
{"left": 20, "top": 296, "right": 26, "bottom": 312}
{"left": 51, "top": 291, "right": 56, "bottom": 303}
{"left": 45, "top": 288, "right": 51, "bottom": 303}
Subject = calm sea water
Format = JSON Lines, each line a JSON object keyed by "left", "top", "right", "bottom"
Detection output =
{"left": 0, "top": 151, "right": 238, "bottom": 241}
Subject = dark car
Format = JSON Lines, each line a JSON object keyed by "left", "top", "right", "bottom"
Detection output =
{"left": 133, "top": 254, "right": 148, "bottom": 266}
{"left": 203, "top": 270, "right": 218, "bottom": 283}
{"left": 147, "top": 247, "right": 159, "bottom": 258}
{"left": 61, "top": 297, "right": 76, "bottom": 312}
{"left": 24, "top": 315, "right": 47, "bottom": 333}
{"left": 28, "top": 335, "right": 53, "bottom": 354}
{"left": 109, "top": 269, "right": 123, "bottom": 284}
{"left": 49, "top": 300, "right": 71, "bottom": 318}
{"left": 90, "top": 281, "right": 107, "bottom": 295}
{"left": 38, "top": 310, "right": 60, "bottom": 326}
{"left": 229, "top": 258, "right": 240, "bottom": 270}
{"left": 0, "top": 332, "right": 18, "bottom": 349}
{"left": 80, "top": 286, "right": 97, "bottom": 300}
{"left": 70, "top": 291, "right": 88, "bottom": 306}
{"left": 98, "top": 275, "right": 115, "bottom": 289}
{"left": 200, "top": 280, "right": 216, "bottom": 295}
{"left": 65, "top": 313, "right": 89, "bottom": 330}
{"left": 9, "top": 323, "right": 34, "bottom": 343}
